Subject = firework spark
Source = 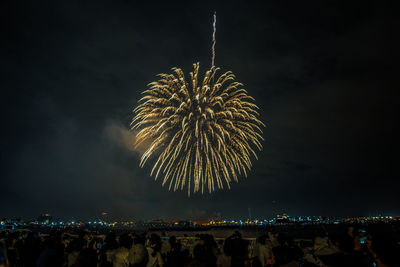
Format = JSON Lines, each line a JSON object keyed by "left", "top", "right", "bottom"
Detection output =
{"left": 132, "top": 63, "right": 264, "bottom": 195}
{"left": 211, "top": 11, "right": 216, "bottom": 67}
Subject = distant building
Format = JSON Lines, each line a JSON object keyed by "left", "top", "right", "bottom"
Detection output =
{"left": 37, "top": 214, "right": 53, "bottom": 224}
{"left": 275, "top": 213, "right": 291, "bottom": 224}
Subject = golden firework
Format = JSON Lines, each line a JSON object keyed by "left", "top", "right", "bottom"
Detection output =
{"left": 132, "top": 63, "right": 264, "bottom": 195}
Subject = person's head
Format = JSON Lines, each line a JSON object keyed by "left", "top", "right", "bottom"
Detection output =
{"left": 201, "top": 234, "right": 215, "bottom": 247}
{"left": 169, "top": 236, "right": 176, "bottom": 246}
{"left": 258, "top": 235, "right": 267, "bottom": 245}
{"left": 328, "top": 233, "right": 339, "bottom": 247}
{"left": 10, "top": 231, "right": 20, "bottom": 241}
{"left": 366, "top": 235, "right": 373, "bottom": 250}
{"left": 134, "top": 235, "right": 145, "bottom": 245}
{"left": 353, "top": 234, "right": 362, "bottom": 250}
{"left": 347, "top": 226, "right": 354, "bottom": 237}
{"left": 25, "top": 232, "right": 34, "bottom": 242}
{"left": 277, "top": 233, "right": 287, "bottom": 246}
{"left": 119, "top": 234, "right": 133, "bottom": 249}
{"left": 148, "top": 234, "right": 161, "bottom": 257}
{"left": 79, "top": 231, "right": 89, "bottom": 241}
{"left": 105, "top": 232, "right": 116, "bottom": 244}
{"left": 88, "top": 239, "right": 97, "bottom": 250}
{"left": 234, "top": 231, "right": 242, "bottom": 239}
{"left": 45, "top": 236, "right": 57, "bottom": 249}
{"left": 149, "top": 234, "right": 161, "bottom": 250}
{"left": 317, "top": 230, "right": 327, "bottom": 238}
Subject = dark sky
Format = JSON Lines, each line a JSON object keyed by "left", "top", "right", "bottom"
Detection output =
{"left": 1, "top": 0, "right": 399, "bottom": 220}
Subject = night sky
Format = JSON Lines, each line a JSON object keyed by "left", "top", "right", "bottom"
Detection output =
{"left": 1, "top": 0, "right": 399, "bottom": 220}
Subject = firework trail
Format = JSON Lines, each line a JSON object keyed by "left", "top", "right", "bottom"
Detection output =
{"left": 132, "top": 63, "right": 264, "bottom": 195}
{"left": 211, "top": 11, "right": 216, "bottom": 67}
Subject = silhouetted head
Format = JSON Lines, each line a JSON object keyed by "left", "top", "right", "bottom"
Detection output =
{"left": 277, "top": 233, "right": 287, "bottom": 246}
{"left": 134, "top": 235, "right": 146, "bottom": 245}
{"left": 169, "top": 236, "right": 176, "bottom": 246}
{"left": 258, "top": 235, "right": 267, "bottom": 245}
{"left": 119, "top": 234, "right": 132, "bottom": 249}
{"left": 347, "top": 227, "right": 354, "bottom": 237}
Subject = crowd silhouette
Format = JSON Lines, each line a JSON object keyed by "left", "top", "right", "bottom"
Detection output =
{"left": 0, "top": 226, "right": 399, "bottom": 267}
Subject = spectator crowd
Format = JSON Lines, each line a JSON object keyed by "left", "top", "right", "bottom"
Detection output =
{"left": 0, "top": 226, "right": 399, "bottom": 267}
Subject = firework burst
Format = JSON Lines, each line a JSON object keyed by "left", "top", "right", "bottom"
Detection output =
{"left": 132, "top": 63, "right": 264, "bottom": 195}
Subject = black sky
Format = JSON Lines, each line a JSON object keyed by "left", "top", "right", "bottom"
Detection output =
{"left": 1, "top": 0, "right": 399, "bottom": 220}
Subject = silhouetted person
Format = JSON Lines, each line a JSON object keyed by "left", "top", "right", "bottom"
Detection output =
{"left": 37, "top": 236, "right": 63, "bottom": 267}
{"left": 186, "top": 244, "right": 208, "bottom": 267}
{"left": 224, "top": 232, "right": 248, "bottom": 267}
{"left": 129, "top": 234, "right": 148, "bottom": 267}
{"left": 99, "top": 232, "right": 118, "bottom": 267}
{"left": 340, "top": 226, "right": 355, "bottom": 254}
{"left": 165, "top": 241, "right": 186, "bottom": 267}
{"left": 74, "top": 241, "right": 97, "bottom": 267}
{"left": 147, "top": 234, "right": 163, "bottom": 267}
{"left": 216, "top": 239, "right": 231, "bottom": 267}
{"left": 66, "top": 238, "right": 84, "bottom": 267}
{"left": 271, "top": 233, "right": 296, "bottom": 267}
{"left": 113, "top": 233, "right": 132, "bottom": 267}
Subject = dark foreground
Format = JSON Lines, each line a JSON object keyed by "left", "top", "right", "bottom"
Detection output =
{"left": 1, "top": 223, "right": 399, "bottom": 267}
